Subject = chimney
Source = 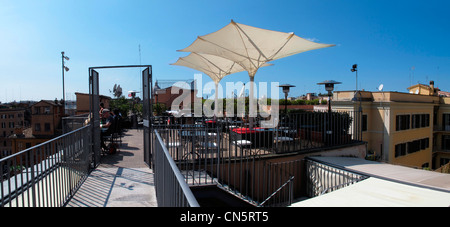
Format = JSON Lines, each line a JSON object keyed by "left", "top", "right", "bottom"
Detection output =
{"left": 430, "top": 81, "right": 435, "bottom": 96}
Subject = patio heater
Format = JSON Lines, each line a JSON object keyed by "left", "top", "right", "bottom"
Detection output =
{"left": 317, "top": 80, "right": 341, "bottom": 113}
{"left": 278, "top": 84, "right": 295, "bottom": 115}
{"left": 317, "top": 80, "right": 341, "bottom": 146}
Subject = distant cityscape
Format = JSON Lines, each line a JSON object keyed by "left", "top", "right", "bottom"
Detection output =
{"left": 2, "top": 78, "right": 450, "bottom": 173}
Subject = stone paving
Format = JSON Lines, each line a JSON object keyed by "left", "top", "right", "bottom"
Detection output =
{"left": 67, "top": 129, "right": 157, "bottom": 207}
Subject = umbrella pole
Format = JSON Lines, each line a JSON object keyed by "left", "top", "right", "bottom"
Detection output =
{"left": 249, "top": 76, "right": 255, "bottom": 130}
{"left": 214, "top": 82, "right": 219, "bottom": 119}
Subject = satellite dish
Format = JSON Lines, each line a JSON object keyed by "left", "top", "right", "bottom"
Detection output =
{"left": 378, "top": 84, "right": 384, "bottom": 91}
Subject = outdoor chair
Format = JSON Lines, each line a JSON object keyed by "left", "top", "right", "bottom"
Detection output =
{"left": 274, "top": 136, "right": 294, "bottom": 153}
{"left": 165, "top": 141, "right": 183, "bottom": 160}
{"left": 232, "top": 139, "right": 253, "bottom": 156}
{"left": 102, "top": 134, "right": 119, "bottom": 155}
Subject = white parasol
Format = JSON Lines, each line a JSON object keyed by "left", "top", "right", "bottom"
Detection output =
{"left": 172, "top": 52, "right": 271, "bottom": 117}
{"left": 179, "top": 20, "right": 335, "bottom": 127}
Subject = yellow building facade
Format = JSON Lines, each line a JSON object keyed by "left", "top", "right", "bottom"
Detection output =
{"left": 332, "top": 81, "right": 450, "bottom": 170}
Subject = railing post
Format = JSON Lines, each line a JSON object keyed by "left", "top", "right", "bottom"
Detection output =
{"left": 29, "top": 149, "right": 37, "bottom": 207}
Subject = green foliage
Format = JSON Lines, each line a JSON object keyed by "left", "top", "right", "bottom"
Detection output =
{"left": 153, "top": 103, "right": 167, "bottom": 115}
{"left": 110, "top": 97, "right": 143, "bottom": 119}
{"left": 278, "top": 99, "right": 322, "bottom": 106}
{"left": 110, "top": 97, "right": 130, "bottom": 118}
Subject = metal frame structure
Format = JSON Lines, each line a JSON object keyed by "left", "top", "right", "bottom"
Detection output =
{"left": 88, "top": 65, "right": 153, "bottom": 167}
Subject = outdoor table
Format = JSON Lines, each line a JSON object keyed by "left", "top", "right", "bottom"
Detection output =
{"left": 230, "top": 127, "right": 273, "bottom": 148}
{"left": 204, "top": 120, "right": 217, "bottom": 129}
{"left": 180, "top": 124, "right": 204, "bottom": 129}
{"left": 179, "top": 130, "right": 207, "bottom": 138}
{"left": 178, "top": 129, "right": 207, "bottom": 159}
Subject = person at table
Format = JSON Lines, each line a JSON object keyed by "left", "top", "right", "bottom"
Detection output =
{"left": 100, "top": 109, "right": 115, "bottom": 151}
{"left": 99, "top": 102, "right": 105, "bottom": 124}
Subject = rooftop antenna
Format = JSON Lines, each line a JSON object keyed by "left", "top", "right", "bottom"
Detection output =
{"left": 377, "top": 84, "right": 384, "bottom": 92}
{"left": 378, "top": 84, "right": 384, "bottom": 107}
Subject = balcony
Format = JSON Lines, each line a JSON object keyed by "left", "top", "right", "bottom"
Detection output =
{"left": 433, "top": 124, "right": 450, "bottom": 132}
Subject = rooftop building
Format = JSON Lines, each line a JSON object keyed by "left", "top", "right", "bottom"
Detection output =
{"left": 332, "top": 81, "right": 450, "bottom": 171}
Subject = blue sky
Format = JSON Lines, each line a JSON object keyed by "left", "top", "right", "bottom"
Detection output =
{"left": 1, "top": 0, "right": 449, "bottom": 102}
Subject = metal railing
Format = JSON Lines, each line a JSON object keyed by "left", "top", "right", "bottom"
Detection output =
{"left": 305, "top": 158, "right": 369, "bottom": 197}
{"left": 153, "top": 130, "right": 200, "bottom": 207}
{"left": 149, "top": 110, "right": 361, "bottom": 206}
{"left": 62, "top": 113, "right": 90, "bottom": 133}
{"left": 0, "top": 125, "right": 91, "bottom": 207}
{"left": 153, "top": 110, "right": 361, "bottom": 157}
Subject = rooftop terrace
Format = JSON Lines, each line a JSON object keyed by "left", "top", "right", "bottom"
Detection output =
{"left": 2, "top": 113, "right": 449, "bottom": 207}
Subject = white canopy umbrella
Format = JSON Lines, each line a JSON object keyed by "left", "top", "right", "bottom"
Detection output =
{"left": 179, "top": 20, "right": 335, "bottom": 127}
{"left": 171, "top": 52, "right": 271, "bottom": 117}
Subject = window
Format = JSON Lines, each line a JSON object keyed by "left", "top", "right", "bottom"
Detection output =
{"left": 442, "top": 135, "right": 450, "bottom": 150}
{"left": 408, "top": 140, "right": 420, "bottom": 154}
{"left": 395, "top": 143, "right": 407, "bottom": 157}
{"left": 420, "top": 138, "right": 429, "bottom": 150}
{"left": 395, "top": 137, "right": 430, "bottom": 158}
{"left": 44, "top": 106, "right": 51, "bottom": 114}
{"left": 412, "top": 114, "right": 430, "bottom": 129}
{"left": 362, "top": 114, "right": 368, "bottom": 132}
{"left": 396, "top": 114, "right": 410, "bottom": 131}
{"left": 443, "top": 114, "right": 450, "bottom": 131}
{"left": 35, "top": 123, "right": 41, "bottom": 132}
{"left": 45, "top": 123, "right": 51, "bottom": 132}
{"left": 34, "top": 107, "right": 40, "bottom": 115}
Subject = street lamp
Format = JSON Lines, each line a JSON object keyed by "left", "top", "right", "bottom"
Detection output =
{"left": 351, "top": 64, "right": 358, "bottom": 91}
{"left": 351, "top": 64, "right": 362, "bottom": 111}
{"left": 61, "top": 51, "right": 70, "bottom": 115}
{"left": 317, "top": 80, "right": 341, "bottom": 113}
{"left": 278, "top": 84, "right": 295, "bottom": 115}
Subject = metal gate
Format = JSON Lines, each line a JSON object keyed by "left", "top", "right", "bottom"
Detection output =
{"left": 89, "top": 69, "right": 101, "bottom": 167}
{"left": 142, "top": 67, "right": 153, "bottom": 167}
{"left": 88, "top": 65, "right": 152, "bottom": 168}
